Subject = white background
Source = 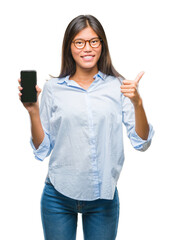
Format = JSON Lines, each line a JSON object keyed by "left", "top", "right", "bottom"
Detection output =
{"left": 0, "top": 0, "right": 173, "bottom": 239}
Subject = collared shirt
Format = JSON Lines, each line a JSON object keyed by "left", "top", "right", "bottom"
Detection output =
{"left": 30, "top": 71, "right": 154, "bottom": 201}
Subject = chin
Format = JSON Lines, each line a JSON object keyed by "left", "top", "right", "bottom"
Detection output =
{"left": 80, "top": 62, "right": 98, "bottom": 70}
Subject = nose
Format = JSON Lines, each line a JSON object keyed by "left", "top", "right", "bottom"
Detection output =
{"left": 83, "top": 41, "right": 92, "bottom": 51}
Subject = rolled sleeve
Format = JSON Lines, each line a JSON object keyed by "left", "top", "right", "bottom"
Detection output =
{"left": 121, "top": 90, "right": 154, "bottom": 152}
{"left": 30, "top": 131, "right": 51, "bottom": 161}
{"left": 30, "top": 80, "right": 53, "bottom": 161}
{"left": 129, "top": 123, "right": 154, "bottom": 151}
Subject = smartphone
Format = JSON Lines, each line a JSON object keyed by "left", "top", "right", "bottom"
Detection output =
{"left": 20, "top": 70, "right": 37, "bottom": 102}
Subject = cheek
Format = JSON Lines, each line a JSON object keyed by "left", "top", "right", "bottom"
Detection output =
{"left": 71, "top": 46, "right": 81, "bottom": 61}
{"left": 95, "top": 47, "right": 102, "bottom": 60}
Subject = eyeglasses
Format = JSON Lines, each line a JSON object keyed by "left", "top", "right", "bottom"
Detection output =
{"left": 72, "top": 37, "right": 102, "bottom": 49}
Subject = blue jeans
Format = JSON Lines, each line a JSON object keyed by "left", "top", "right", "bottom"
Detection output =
{"left": 41, "top": 180, "right": 120, "bottom": 240}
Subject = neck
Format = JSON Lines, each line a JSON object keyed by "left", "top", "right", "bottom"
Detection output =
{"left": 70, "top": 67, "right": 99, "bottom": 82}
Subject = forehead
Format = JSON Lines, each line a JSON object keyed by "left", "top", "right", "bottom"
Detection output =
{"left": 74, "top": 27, "right": 98, "bottom": 40}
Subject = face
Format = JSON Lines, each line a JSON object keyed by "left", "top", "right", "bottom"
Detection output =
{"left": 70, "top": 26, "right": 102, "bottom": 72}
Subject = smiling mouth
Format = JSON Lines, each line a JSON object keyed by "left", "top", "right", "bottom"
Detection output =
{"left": 81, "top": 55, "right": 95, "bottom": 60}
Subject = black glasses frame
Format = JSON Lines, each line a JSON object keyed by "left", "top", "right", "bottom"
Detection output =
{"left": 72, "top": 37, "right": 102, "bottom": 49}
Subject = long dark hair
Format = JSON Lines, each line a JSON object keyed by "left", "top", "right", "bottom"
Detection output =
{"left": 58, "top": 15, "right": 125, "bottom": 80}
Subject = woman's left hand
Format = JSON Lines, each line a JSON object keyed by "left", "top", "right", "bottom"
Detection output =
{"left": 120, "top": 71, "right": 145, "bottom": 107}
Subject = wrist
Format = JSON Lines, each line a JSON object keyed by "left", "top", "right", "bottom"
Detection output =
{"left": 28, "top": 107, "right": 40, "bottom": 117}
{"left": 133, "top": 97, "right": 143, "bottom": 109}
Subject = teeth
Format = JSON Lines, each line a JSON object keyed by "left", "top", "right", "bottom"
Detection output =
{"left": 83, "top": 56, "right": 93, "bottom": 59}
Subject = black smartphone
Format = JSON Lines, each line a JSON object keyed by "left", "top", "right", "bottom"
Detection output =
{"left": 20, "top": 70, "right": 37, "bottom": 103}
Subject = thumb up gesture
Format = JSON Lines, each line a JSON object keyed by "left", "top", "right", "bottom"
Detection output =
{"left": 120, "top": 71, "right": 145, "bottom": 107}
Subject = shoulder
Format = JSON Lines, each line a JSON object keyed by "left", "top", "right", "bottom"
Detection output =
{"left": 43, "top": 76, "right": 65, "bottom": 89}
{"left": 41, "top": 78, "right": 56, "bottom": 96}
{"left": 103, "top": 73, "right": 123, "bottom": 86}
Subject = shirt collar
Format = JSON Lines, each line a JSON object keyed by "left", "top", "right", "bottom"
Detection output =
{"left": 57, "top": 71, "right": 106, "bottom": 84}
{"left": 94, "top": 71, "right": 106, "bottom": 81}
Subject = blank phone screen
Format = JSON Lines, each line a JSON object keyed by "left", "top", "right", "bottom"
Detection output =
{"left": 20, "top": 71, "right": 37, "bottom": 102}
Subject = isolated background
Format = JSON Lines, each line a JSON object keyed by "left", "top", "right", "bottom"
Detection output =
{"left": 1, "top": 0, "right": 173, "bottom": 239}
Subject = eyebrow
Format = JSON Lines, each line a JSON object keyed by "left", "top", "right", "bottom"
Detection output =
{"left": 73, "top": 37, "right": 99, "bottom": 41}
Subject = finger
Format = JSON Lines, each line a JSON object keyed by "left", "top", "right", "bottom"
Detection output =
{"left": 35, "top": 86, "right": 42, "bottom": 99}
{"left": 121, "top": 84, "right": 136, "bottom": 89}
{"left": 123, "top": 93, "right": 133, "bottom": 98}
{"left": 121, "top": 88, "right": 135, "bottom": 93}
{"left": 18, "top": 78, "right": 21, "bottom": 83}
{"left": 36, "top": 86, "right": 42, "bottom": 96}
{"left": 35, "top": 85, "right": 41, "bottom": 91}
{"left": 18, "top": 86, "right": 23, "bottom": 91}
{"left": 122, "top": 80, "right": 134, "bottom": 85}
{"left": 134, "top": 71, "right": 145, "bottom": 83}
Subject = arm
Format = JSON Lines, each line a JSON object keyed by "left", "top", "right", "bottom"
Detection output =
{"left": 30, "top": 81, "right": 53, "bottom": 160}
{"left": 18, "top": 79, "right": 52, "bottom": 160}
{"left": 134, "top": 98, "right": 149, "bottom": 140}
{"left": 18, "top": 80, "right": 44, "bottom": 149}
{"left": 121, "top": 71, "right": 149, "bottom": 139}
{"left": 29, "top": 109, "right": 45, "bottom": 149}
{"left": 120, "top": 71, "right": 154, "bottom": 150}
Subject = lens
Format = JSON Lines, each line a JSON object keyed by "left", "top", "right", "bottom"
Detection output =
{"left": 74, "top": 40, "right": 85, "bottom": 49}
{"left": 90, "top": 38, "right": 100, "bottom": 47}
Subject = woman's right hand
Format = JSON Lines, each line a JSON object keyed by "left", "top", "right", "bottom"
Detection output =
{"left": 18, "top": 78, "right": 42, "bottom": 114}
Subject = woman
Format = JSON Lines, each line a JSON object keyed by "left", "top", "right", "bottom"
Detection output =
{"left": 18, "top": 15, "right": 154, "bottom": 240}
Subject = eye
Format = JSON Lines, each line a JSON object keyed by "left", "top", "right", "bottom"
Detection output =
{"left": 75, "top": 40, "right": 84, "bottom": 45}
{"left": 91, "top": 39, "right": 98, "bottom": 44}
{"left": 90, "top": 38, "right": 100, "bottom": 47}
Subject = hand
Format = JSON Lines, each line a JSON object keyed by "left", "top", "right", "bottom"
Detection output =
{"left": 120, "top": 71, "right": 145, "bottom": 107}
{"left": 18, "top": 78, "right": 42, "bottom": 114}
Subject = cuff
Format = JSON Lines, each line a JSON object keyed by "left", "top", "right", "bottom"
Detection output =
{"left": 130, "top": 123, "right": 155, "bottom": 152}
{"left": 30, "top": 132, "right": 51, "bottom": 161}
